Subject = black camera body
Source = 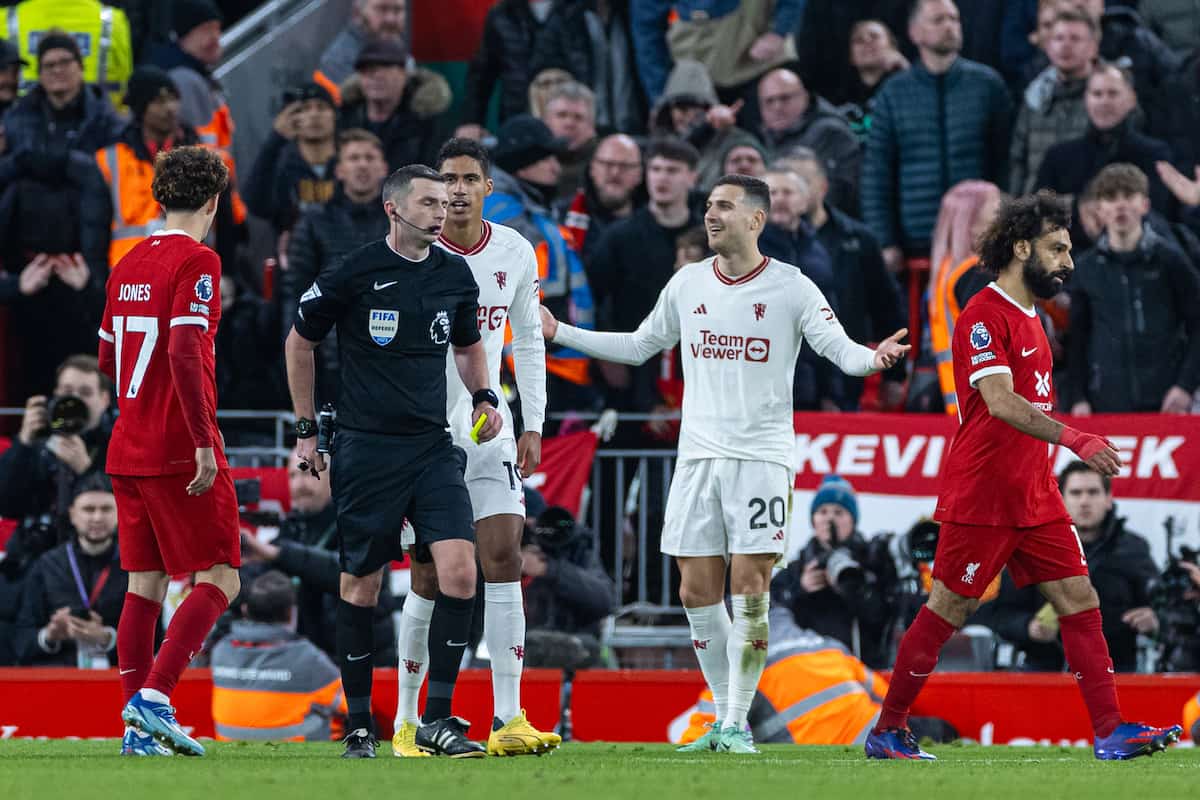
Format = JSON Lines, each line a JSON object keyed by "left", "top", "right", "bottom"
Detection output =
{"left": 42, "top": 394, "right": 89, "bottom": 437}
{"left": 1150, "top": 519, "right": 1200, "bottom": 671}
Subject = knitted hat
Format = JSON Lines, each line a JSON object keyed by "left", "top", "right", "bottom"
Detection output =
{"left": 492, "top": 114, "right": 567, "bottom": 174}
{"left": 354, "top": 38, "right": 409, "bottom": 70}
{"left": 125, "top": 66, "right": 180, "bottom": 119}
{"left": 1, "top": 38, "right": 28, "bottom": 68}
{"left": 810, "top": 474, "right": 858, "bottom": 524}
{"left": 36, "top": 32, "right": 82, "bottom": 65}
{"left": 172, "top": 0, "right": 223, "bottom": 38}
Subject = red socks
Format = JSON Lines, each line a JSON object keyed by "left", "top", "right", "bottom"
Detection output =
{"left": 876, "top": 606, "right": 957, "bottom": 731}
{"left": 117, "top": 592, "right": 162, "bottom": 703}
{"left": 142, "top": 583, "right": 229, "bottom": 698}
{"left": 1059, "top": 607, "right": 1122, "bottom": 738}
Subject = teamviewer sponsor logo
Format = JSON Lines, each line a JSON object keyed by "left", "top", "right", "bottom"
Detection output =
{"left": 745, "top": 338, "right": 770, "bottom": 362}
{"left": 690, "top": 330, "right": 771, "bottom": 362}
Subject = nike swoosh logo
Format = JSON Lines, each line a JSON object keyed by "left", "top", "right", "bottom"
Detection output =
{"left": 446, "top": 640, "right": 468, "bottom": 647}
{"left": 374, "top": 280, "right": 398, "bottom": 290}
{"left": 347, "top": 652, "right": 371, "bottom": 662}
{"left": 119, "top": 668, "right": 136, "bottom": 675}
{"left": 1021, "top": 347, "right": 1038, "bottom": 357}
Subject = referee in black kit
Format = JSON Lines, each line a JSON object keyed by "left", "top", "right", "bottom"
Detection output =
{"left": 285, "top": 164, "right": 502, "bottom": 759}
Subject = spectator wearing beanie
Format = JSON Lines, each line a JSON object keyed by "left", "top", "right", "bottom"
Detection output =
{"left": 770, "top": 474, "right": 897, "bottom": 669}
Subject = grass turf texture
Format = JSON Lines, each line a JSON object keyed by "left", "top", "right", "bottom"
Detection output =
{"left": 3, "top": 741, "right": 1199, "bottom": 799}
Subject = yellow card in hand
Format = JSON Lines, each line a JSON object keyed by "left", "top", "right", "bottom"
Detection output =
{"left": 471, "top": 412, "right": 488, "bottom": 444}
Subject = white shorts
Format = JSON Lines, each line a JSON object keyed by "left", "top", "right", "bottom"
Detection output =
{"left": 660, "top": 458, "right": 792, "bottom": 558}
{"left": 463, "top": 435, "right": 525, "bottom": 522}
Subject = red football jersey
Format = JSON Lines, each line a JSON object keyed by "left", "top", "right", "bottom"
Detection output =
{"left": 934, "top": 283, "right": 1069, "bottom": 527}
{"left": 99, "top": 231, "right": 227, "bottom": 476}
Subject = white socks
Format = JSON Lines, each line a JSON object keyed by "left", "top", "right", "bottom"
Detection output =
{"left": 684, "top": 602, "right": 732, "bottom": 729}
{"left": 394, "top": 592, "right": 434, "bottom": 730}
{"left": 484, "top": 581, "right": 526, "bottom": 724}
{"left": 725, "top": 593, "right": 769, "bottom": 729}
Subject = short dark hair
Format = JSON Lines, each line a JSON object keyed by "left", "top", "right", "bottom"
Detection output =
{"left": 676, "top": 225, "right": 709, "bottom": 257}
{"left": 151, "top": 146, "right": 229, "bottom": 212}
{"left": 645, "top": 137, "right": 700, "bottom": 170}
{"left": 337, "top": 128, "right": 385, "bottom": 160}
{"left": 908, "top": 0, "right": 947, "bottom": 25}
{"left": 381, "top": 163, "right": 445, "bottom": 205}
{"left": 711, "top": 173, "right": 771, "bottom": 213}
{"left": 1054, "top": 6, "right": 1099, "bottom": 38}
{"left": 773, "top": 146, "right": 826, "bottom": 180}
{"left": 435, "top": 137, "right": 491, "bottom": 177}
{"left": 244, "top": 570, "right": 296, "bottom": 624}
{"left": 1089, "top": 162, "right": 1149, "bottom": 200}
{"left": 976, "top": 190, "right": 1071, "bottom": 277}
{"left": 71, "top": 471, "right": 113, "bottom": 501}
{"left": 1090, "top": 59, "right": 1136, "bottom": 92}
{"left": 56, "top": 353, "right": 112, "bottom": 394}
{"left": 1059, "top": 460, "right": 1112, "bottom": 494}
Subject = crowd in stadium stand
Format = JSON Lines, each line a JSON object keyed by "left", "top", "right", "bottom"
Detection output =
{"left": 3, "top": 0, "right": 1200, "bottom": 695}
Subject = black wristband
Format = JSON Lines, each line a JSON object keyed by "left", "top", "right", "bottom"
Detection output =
{"left": 295, "top": 417, "right": 317, "bottom": 439}
{"left": 472, "top": 388, "right": 499, "bottom": 409}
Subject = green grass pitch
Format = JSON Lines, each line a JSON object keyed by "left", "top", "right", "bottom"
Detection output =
{"left": 3, "top": 741, "right": 1199, "bottom": 799}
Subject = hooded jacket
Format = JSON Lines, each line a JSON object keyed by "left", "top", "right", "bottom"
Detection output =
{"left": 649, "top": 59, "right": 764, "bottom": 191}
{"left": 243, "top": 132, "right": 337, "bottom": 233}
{"left": 1067, "top": 224, "right": 1200, "bottom": 412}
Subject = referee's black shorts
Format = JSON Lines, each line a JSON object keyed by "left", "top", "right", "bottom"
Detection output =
{"left": 330, "top": 427, "right": 474, "bottom": 576}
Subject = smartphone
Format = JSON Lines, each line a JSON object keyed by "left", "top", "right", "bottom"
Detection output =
{"left": 69, "top": 607, "right": 90, "bottom": 620}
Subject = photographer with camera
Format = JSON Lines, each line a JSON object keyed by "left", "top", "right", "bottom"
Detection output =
{"left": 771, "top": 475, "right": 895, "bottom": 669}
{"left": 13, "top": 473, "right": 130, "bottom": 666}
{"left": 1155, "top": 521, "right": 1200, "bottom": 672}
{"left": 520, "top": 506, "right": 614, "bottom": 670}
{"left": 0, "top": 353, "right": 113, "bottom": 553}
{"left": 986, "top": 461, "right": 1158, "bottom": 672}
{"left": 238, "top": 448, "right": 397, "bottom": 665}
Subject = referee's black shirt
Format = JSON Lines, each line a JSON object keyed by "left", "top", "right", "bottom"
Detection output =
{"left": 293, "top": 238, "right": 480, "bottom": 435}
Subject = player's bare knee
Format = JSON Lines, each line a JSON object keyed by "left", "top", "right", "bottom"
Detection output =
{"left": 480, "top": 548, "right": 522, "bottom": 583}
{"left": 196, "top": 564, "right": 240, "bottom": 603}
{"left": 476, "top": 517, "right": 523, "bottom": 582}
{"left": 927, "top": 581, "right": 975, "bottom": 628}
{"left": 340, "top": 571, "right": 383, "bottom": 607}
{"left": 437, "top": 560, "right": 476, "bottom": 598}
{"left": 679, "top": 583, "right": 723, "bottom": 609}
{"left": 1043, "top": 576, "right": 1099, "bottom": 616}
{"left": 409, "top": 561, "right": 439, "bottom": 599}
{"left": 128, "top": 571, "right": 169, "bottom": 603}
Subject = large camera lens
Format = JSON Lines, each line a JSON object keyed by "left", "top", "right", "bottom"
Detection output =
{"left": 46, "top": 395, "right": 88, "bottom": 436}
{"left": 826, "top": 547, "right": 864, "bottom": 589}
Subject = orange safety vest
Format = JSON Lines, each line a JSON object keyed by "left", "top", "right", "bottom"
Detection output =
{"left": 212, "top": 678, "right": 345, "bottom": 742}
{"left": 534, "top": 238, "right": 591, "bottom": 386}
{"left": 927, "top": 254, "right": 979, "bottom": 417}
{"left": 194, "top": 102, "right": 247, "bottom": 225}
{"left": 95, "top": 141, "right": 164, "bottom": 267}
{"left": 680, "top": 643, "right": 889, "bottom": 746}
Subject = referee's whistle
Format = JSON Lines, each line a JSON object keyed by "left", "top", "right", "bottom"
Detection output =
{"left": 470, "top": 412, "right": 488, "bottom": 444}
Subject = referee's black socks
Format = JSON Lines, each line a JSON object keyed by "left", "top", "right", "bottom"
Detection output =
{"left": 423, "top": 592, "right": 476, "bottom": 723}
{"left": 337, "top": 599, "right": 376, "bottom": 735}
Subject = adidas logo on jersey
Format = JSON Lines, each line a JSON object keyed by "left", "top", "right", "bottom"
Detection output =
{"left": 693, "top": 304, "right": 707, "bottom": 315}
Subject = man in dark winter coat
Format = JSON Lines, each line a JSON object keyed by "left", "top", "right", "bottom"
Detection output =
{"left": 529, "top": 0, "right": 644, "bottom": 134}
{"left": 862, "top": 0, "right": 1011, "bottom": 269}
{"left": 795, "top": 0, "right": 912, "bottom": 105}
{"left": 459, "top": 0, "right": 574, "bottom": 136}
{"left": 283, "top": 129, "right": 390, "bottom": 404}
{"left": 337, "top": 39, "right": 446, "bottom": 172}
{"left": 1036, "top": 62, "right": 1176, "bottom": 240}
{"left": 238, "top": 451, "right": 398, "bottom": 666}
{"left": 14, "top": 474, "right": 130, "bottom": 667}
{"left": 1068, "top": 163, "right": 1200, "bottom": 414}
{"left": 756, "top": 68, "right": 861, "bottom": 214}
{"left": 983, "top": 462, "right": 1159, "bottom": 673}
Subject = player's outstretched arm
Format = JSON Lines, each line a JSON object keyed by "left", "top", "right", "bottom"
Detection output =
{"left": 285, "top": 327, "right": 325, "bottom": 475}
{"left": 975, "top": 372, "right": 1121, "bottom": 476}
{"left": 539, "top": 277, "right": 680, "bottom": 366}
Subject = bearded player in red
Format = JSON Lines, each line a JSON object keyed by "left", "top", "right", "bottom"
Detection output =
{"left": 97, "top": 147, "right": 240, "bottom": 757}
{"left": 865, "top": 192, "right": 1183, "bottom": 761}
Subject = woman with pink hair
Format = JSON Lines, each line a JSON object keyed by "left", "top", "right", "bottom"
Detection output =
{"left": 927, "top": 181, "right": 1003, "bottom": 416}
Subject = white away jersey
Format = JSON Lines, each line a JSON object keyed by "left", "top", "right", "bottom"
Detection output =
{"left": 437, "top": 221, "right": 546, "bottom": 443}
{"left": 554, "top": 258, "right": 876, "bottom": 469}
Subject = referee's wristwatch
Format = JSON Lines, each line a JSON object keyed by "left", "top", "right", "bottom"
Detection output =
{"left": 295, "top": 417, "right": 318, "bottom": 439}
{"left": 472, "top": 388, "right": 500, "bottom": 409}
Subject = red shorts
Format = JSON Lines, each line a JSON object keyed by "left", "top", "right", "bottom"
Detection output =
{"left": 112, "top": 470, "right": 241, "bottom": 575}
{"left": 932, "top": 518, "right": 1089, "bottom": 599}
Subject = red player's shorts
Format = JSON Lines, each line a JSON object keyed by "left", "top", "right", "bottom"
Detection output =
{"left": 932, "top": 518, "right": 1089, "bottom": 599}
{"left": 112, "top": 470, "right": 241, "bottom": 575}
